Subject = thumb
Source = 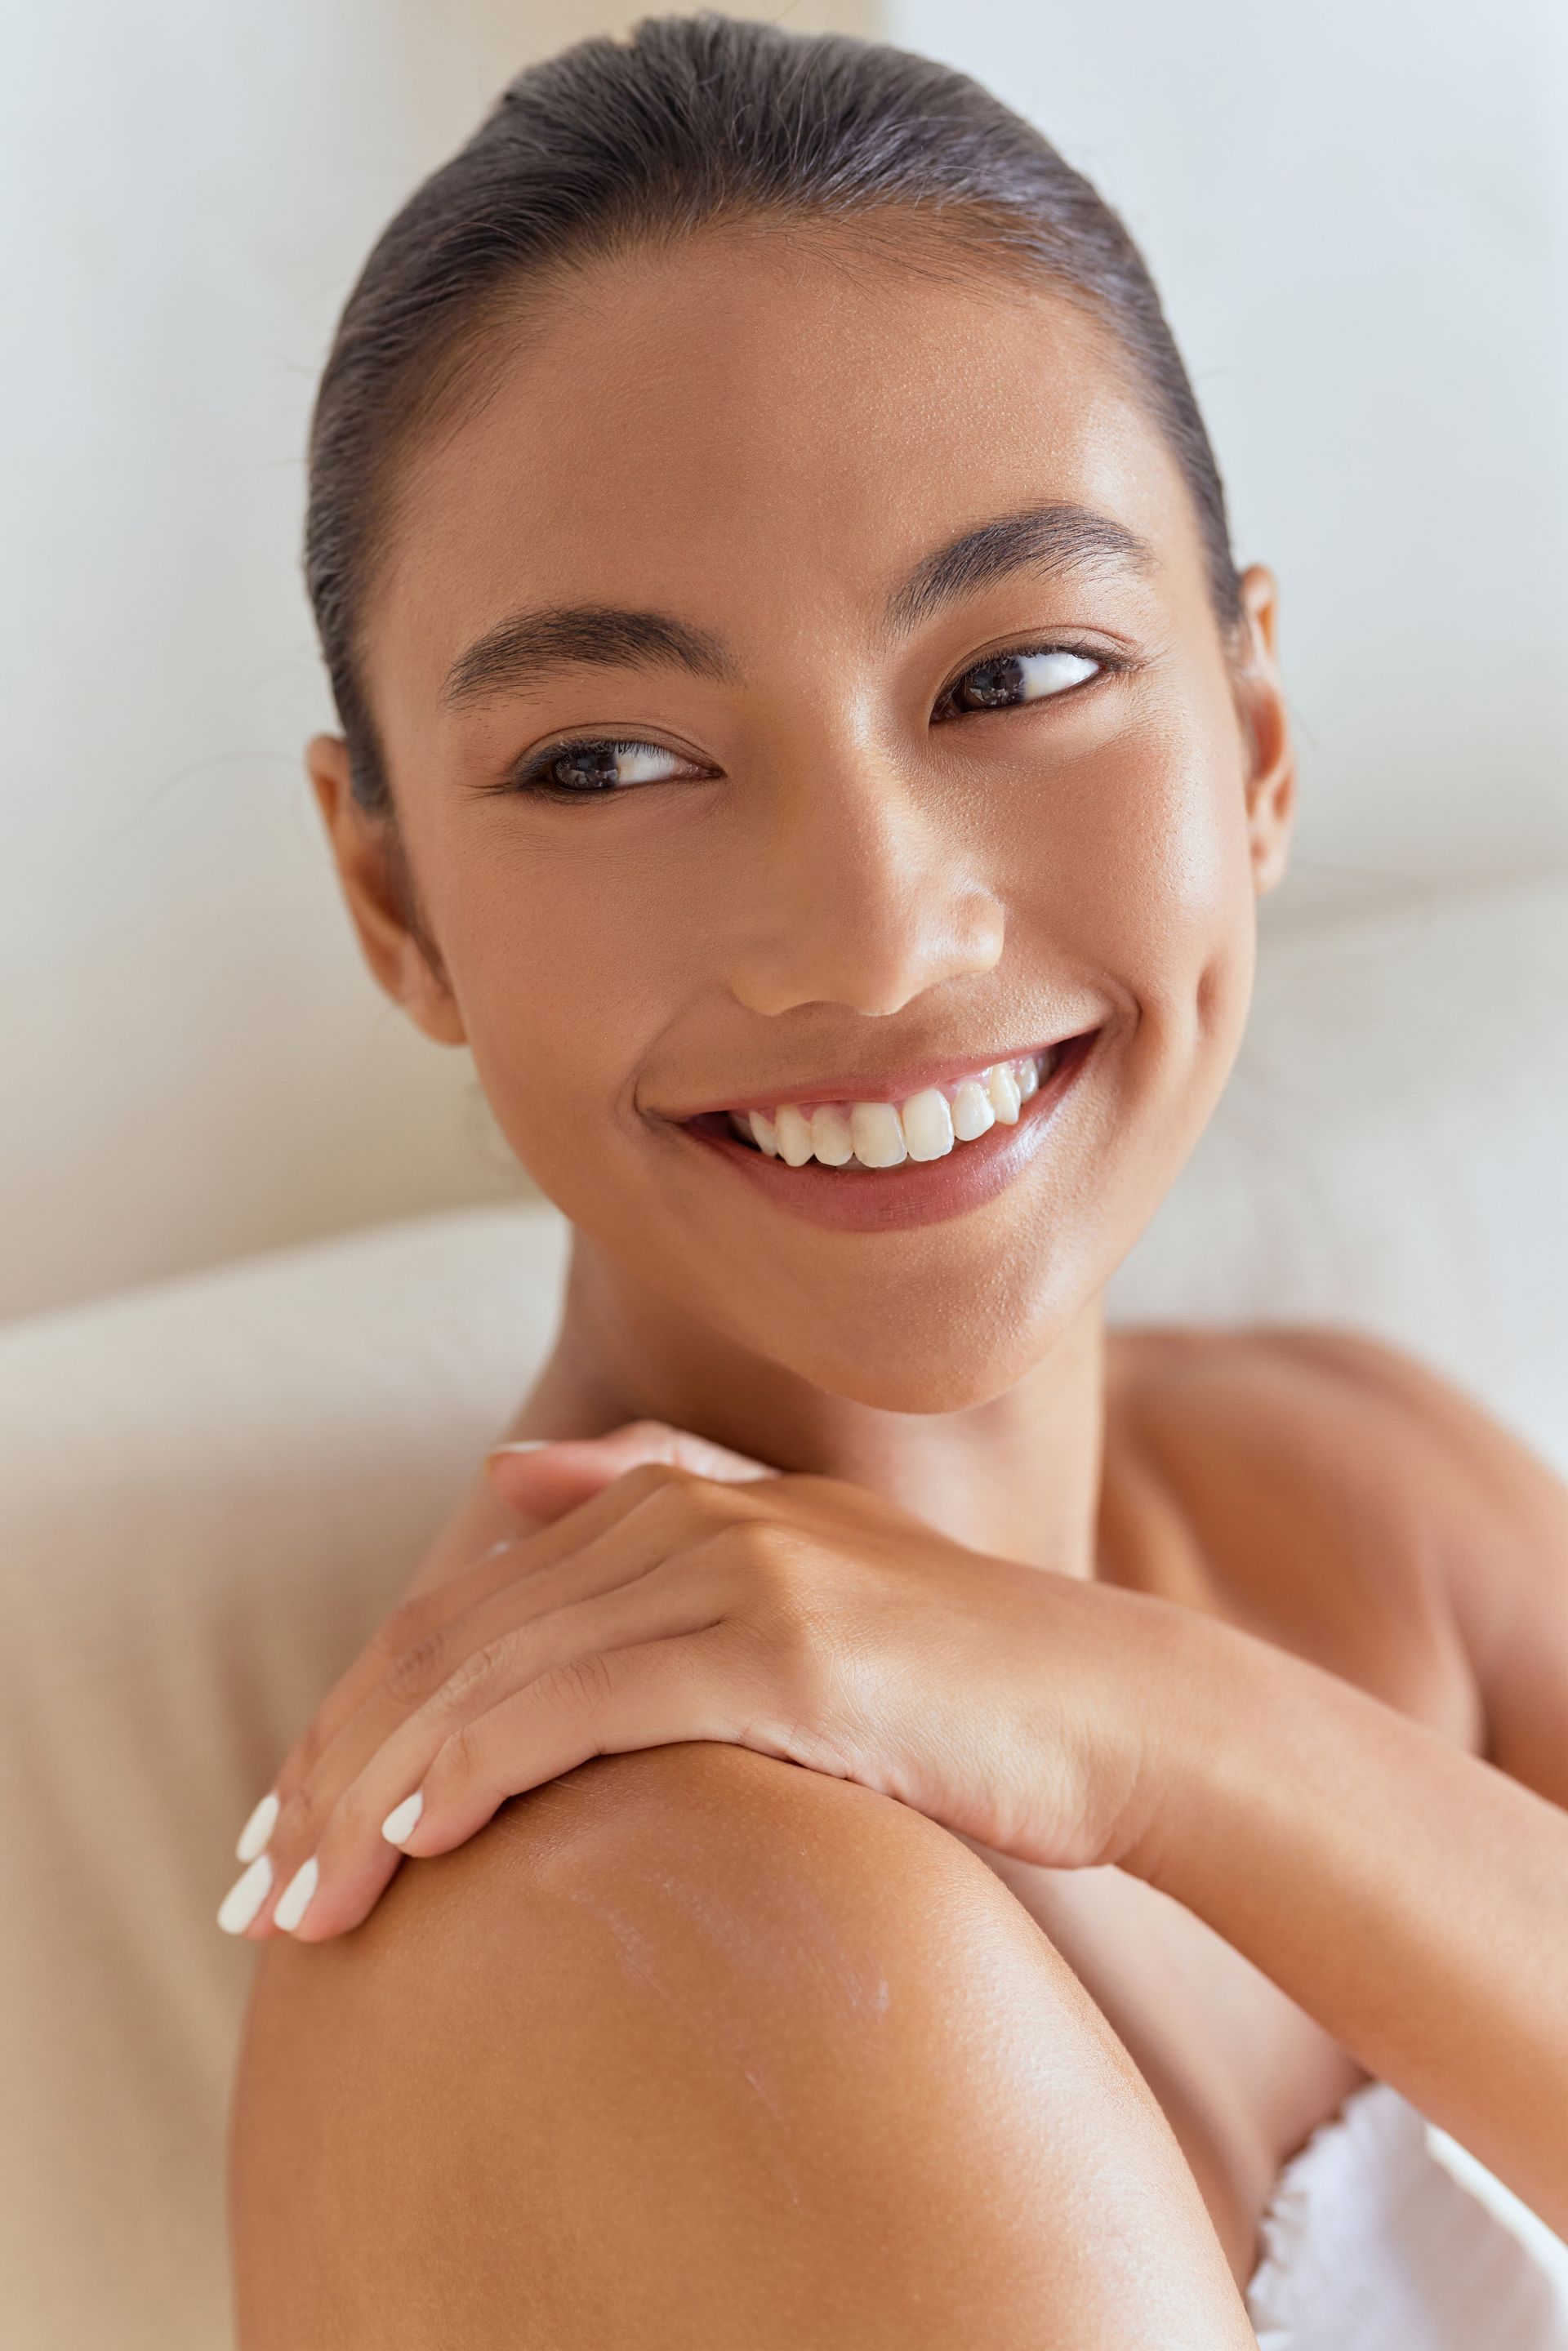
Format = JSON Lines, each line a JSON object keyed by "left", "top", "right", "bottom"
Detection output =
{"left": 486, "top": 1418, "right": 777, "bottom": 1521}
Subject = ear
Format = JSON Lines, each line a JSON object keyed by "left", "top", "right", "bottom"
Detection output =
{"left": 1232, "top": 564, "right": 1295, "bottom": 899}
{"left": 306, "top": 733, "right": 466, "bottom": 1045}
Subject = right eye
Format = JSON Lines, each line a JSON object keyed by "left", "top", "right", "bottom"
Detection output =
{"left": 507, "top": 736, "right": 706, "bottom": 795}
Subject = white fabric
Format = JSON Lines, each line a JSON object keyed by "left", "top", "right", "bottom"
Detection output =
{"left": 0, "top": 874, "right": 1563, "bottom": 2344}
{"left": 1245, "top": 2082, "right": 1568, "bottom": 2348}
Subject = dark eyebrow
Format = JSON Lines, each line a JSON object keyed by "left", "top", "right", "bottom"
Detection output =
{"left": 442, "top": 606, "right": 737, "bottom": 712}
{"left": 884, "top": 502, "right": 1156, "bottom": 635}
{"left": 441, "top": 502, "right": 1154, "bottom": 711}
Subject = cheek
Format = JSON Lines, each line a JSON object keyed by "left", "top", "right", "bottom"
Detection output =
{"left": 992, "top": 689, "right": 1258, "bottom": 1247}
{"left": 1033, "top": 696, "right": 1256, "bottom": 1043}
{"left": 419, "top": 832, "right": 679, "bottom": 1187}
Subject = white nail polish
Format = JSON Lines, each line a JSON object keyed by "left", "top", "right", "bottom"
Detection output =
{"left": 216, "top": 1853, "right": 274, "bottom": 1935}
{"left": 234, "top": 1789, "right": 279, "bottom": 1863}
{"left": 488, "top": 1440, "right": 554, "bottom": 1456}
{"left": 274, "top": 1855, "right": 319, "bottom": 1934}
{"left": 382, "top": 1791, "right": 424, "bottom": 1846}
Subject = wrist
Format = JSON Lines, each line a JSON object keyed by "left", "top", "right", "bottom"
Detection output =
{"left": 1113, "top": 1602, "right": 1287, "bottom": 1888}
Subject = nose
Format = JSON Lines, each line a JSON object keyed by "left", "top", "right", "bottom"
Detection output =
{"left": 721, "top": 742, "right": 1004, "bottom": 1022}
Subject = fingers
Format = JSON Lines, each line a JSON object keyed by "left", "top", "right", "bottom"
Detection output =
{"left": 261, "top": 1560, "right": 737, "bottom": 1942}
{"left": 233, "top": 1533, "right": 644, "bottom": 1935}
{"left": 246, "top": 1464, "right": 702, "bottom": 1863}
{"left": 220, "top": 1458, "right": 768, "bottom": 1941}
{"left": 488, "top": 1419, "right": 777, "bottom": 1521}
{"left": 395, "top": 1625, "right": 751, "bottom": 1858}
{"left": 254, "top": 1447, "right": 763, "bottom": 1850}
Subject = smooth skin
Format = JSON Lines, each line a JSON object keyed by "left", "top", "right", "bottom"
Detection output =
{"left": 229, "top": 219, "right": 1568, "bottom": 2344}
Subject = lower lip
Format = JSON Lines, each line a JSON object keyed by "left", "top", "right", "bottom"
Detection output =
{"left": 673, "top": 1034, "right": 1098, "bottom": 1234}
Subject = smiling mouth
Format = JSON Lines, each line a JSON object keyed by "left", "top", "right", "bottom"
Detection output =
{"left": 678, "top": 1032, "right": 1098, "bottom": 1172}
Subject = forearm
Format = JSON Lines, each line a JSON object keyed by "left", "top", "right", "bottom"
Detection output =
{"left": 1131, "top": 1622, "right": 1568, "bottom": 2231}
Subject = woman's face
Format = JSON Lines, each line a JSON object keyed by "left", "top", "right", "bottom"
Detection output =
{"left": 322, "top": 225, "right": 1293, "bottom": 1413}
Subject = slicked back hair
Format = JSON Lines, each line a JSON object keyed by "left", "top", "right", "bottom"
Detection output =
{"left": 305, "top": 11, "right": 1244, "bottom": 813}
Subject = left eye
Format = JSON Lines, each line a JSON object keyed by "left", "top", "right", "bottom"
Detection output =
{"left": 513, "top": 737, "right": 700, "bottom": 795}
{"left": 942, "top": 648, "right": 1101, "bottom": 715}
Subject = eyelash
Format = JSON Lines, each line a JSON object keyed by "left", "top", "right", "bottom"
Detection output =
{"left": 497, "top": 638, "right": 1126, "bottom": 800}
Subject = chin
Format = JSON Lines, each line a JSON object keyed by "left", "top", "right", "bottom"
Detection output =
{"left": 719, "top": 1278, "right": 1088, "bottom": 1417}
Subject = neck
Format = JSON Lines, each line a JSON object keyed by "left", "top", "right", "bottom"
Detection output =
{"left": 519, "top": 1233, "right": 1107, "bottom": 1577}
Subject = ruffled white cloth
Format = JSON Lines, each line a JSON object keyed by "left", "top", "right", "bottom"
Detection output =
{"left": 1245, "top": 2081, "right": 1568, "bottom": 2349}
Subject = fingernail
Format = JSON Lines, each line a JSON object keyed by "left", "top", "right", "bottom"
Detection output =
{"left": 381, "top": 1791, "right": 424, "bottom": 1846}
{"left": 216, "top": 1853, "right": 274, "bottom": 1935}
{"left": 234, "top": 1789, "right": 279, "bottom": 1863}
{"left": 487, "top": 1440, "right": 555, "bottom": 1458}
{"left": 274, "top": 1855, "right": 319, "bottom": 1934}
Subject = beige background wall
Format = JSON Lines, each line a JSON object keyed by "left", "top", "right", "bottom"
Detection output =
{"left": 2, "top": 0, "right": 1561, "bottom": 1325}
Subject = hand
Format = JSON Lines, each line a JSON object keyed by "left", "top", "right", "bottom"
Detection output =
{"left": 220, "top": 1423, "right": 1196, "bottom": 1942}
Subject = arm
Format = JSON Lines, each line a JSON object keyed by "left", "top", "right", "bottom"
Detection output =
{"left": 1264, "top": 1329, "right": 1568, "bottom": 1808}
{"left": 1127, "top": 1611, "right": 1568, "bottom": 2232}
{"left": 233, "top": 1743, "right": 1257, "bottom": 2349}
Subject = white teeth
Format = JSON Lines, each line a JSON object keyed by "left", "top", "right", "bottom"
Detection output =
{"left": 986, "top": 1063, "right": 1022, "bottom": 1124}
{"left": 850, "top": 1101, "right": 907, "bottom": 1169}
{"left": 722, "top": 1049, "right": 1058, "bottom": 1169}
{"left": 775, "top": 1102, "right": 815, "bottom": 1167}
{"left": 902, "top": 1088, "right": 954, "bottom": 1161}
{"left": 951, "top": 1079, "right": 996, "bottom": 1142}
{"left": 811, "top": 1104, "right": 855, "bottom": 1165}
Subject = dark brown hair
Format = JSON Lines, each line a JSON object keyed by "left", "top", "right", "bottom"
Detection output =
{"left": 306, "top": 11, "right": 1244, "bottom": 814}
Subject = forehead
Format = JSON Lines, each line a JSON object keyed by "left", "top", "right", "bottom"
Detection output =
{"left": 367, "top": 225, "right": 1196, "bottom": 705}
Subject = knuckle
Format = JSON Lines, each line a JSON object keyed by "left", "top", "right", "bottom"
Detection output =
{"left": 325, "top": 1778, "right": 368, "bottom": 1841}
{"left": 737, "top": 1519, "right": 814, "bottom": 1609}
{"left": 541, "top": 1649, "right": 616, "bottom": 1714}
{"left": 432, "top": 1636, "right": 511, "bottom": 1715}
{"left": 678, "top": 1475, "right": 735, "bottom": 1525}
{"left": 622, "top": 1418, "right": 680, "bottom": 1456}
{"left": 378, "top": 1623, "right": 455, "bottom": 1710}
{"left": 737, "top": 1533, "right": 839, "bottom": 1686}
{"left": 435, "top": 1716, "right": 483, "bottom": 1787}
{"left": 617, "top": 1458, "right": 684, "bottom": 1503}
{"left": 370, "top": 1595, "right": 433, "bottom": 1659}
{"left": 278, "top": 1775, "right": 328, "bottom": 1849}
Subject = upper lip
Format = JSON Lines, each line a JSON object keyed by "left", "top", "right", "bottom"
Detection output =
{"left": 662, "top": 1032, "right": 1093, "bottom": 1120}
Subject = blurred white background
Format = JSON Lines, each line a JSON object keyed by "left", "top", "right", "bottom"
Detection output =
{"left": 2, "top": 0, "right": 1564, "bottom": 1325}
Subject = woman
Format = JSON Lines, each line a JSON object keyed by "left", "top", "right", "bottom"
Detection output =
{"left": 222, "top": 16, "right": 1568, "bottom": 2344}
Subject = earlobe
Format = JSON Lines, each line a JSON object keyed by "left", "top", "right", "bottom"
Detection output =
{"left": 1232, "top": 567, "right": 1296, "bottom": 900}
{"left": 305, "top": 732, "right": 467, "bottom": 1045}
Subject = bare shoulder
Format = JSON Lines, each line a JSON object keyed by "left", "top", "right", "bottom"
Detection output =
{"left": 231, "top": 1741, "right": 1211, "bottom": 2348}
{"left": 1105, "top": 1323, "right": 1568, "bottom": 1790}
{"left": 1107, "top": 1319, "right": 1564, "bottom": 1543}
